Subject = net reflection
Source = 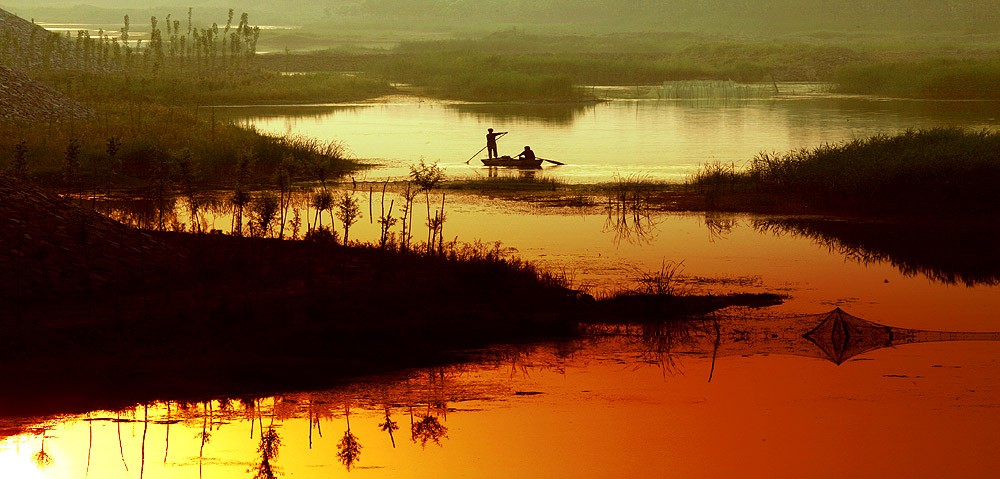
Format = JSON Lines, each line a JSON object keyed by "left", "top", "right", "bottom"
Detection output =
{"left": 584, "top": 308, "right": 1000, "bottom": 373}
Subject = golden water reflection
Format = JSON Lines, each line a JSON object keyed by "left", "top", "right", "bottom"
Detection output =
{"left": 215, "top": 93, "right": 1000, "bottom": 184}
{"left": 3, "top": 308, "right": 1000, "bottom": 478}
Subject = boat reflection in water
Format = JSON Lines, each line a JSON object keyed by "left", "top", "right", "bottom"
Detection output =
{"left": 2, "top": 307, "right": 999, "bottom": 478}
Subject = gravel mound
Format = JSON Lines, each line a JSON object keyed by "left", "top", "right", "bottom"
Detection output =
{"left": 0, "top": 66, "right": 94, "bottom": 122}
{"left": 0, "top": 175, "right": 169, "bottom": 300}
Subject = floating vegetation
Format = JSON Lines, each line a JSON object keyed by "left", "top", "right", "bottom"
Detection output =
{"left": 659, "top": 80, "right": 776, "bottom": 99}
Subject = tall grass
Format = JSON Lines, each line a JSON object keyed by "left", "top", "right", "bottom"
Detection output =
{"left": 689, "top": 128, "right": 1000, "bottom": 215}
{"left": 254, "top": 33, "right": 873, "bottom": 101}
{"left": 34, "top": 69, "right": 393, "bottom": 106}
{"left": 445, "top": 174, "right": 563, "bottom": 191}
{"left": 833, "top": 58, "right": 1000, "bottom": 99}
{"left": 0, "top": 102, "right": 358, "bottom": 188}
{"left": 257, "top": 31, "right": 1000, "bottom": 101}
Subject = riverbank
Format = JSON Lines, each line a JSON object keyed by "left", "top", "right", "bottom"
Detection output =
{"left": 0, "top": 175, "right": 781, "bottom": 416}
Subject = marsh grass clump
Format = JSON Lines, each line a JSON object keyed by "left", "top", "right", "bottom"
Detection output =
{"left": 599, "top": 174, "right": 669, "bottom": 213}
{"left": 596, "top": 174, "right": 667, "bottom": 245}
{"left": 2, "top": 103, "right": 359, "bottom": 188}
{"left": 688, "top": 161, "right": 739, "bottom": 207}
{"left": 833, "top": 58, "right": 1000, "bottom": 100}
{"left": 632, "top": 261, "right": 687, "bottom": 297}
{"left": 659, "top": 80, "right": 775, "bottom": 100}
{"left": 689, "top": 128, "right": 1000, "bottom": 216}
{"left": 447, "top": 174, "right": 563, "bottom": 192}
{"left": 439, "top": 239, "right": 571, "bottom": 293}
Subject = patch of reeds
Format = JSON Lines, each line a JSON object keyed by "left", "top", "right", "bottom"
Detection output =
{"left": 35, "top": 69, "right": 393, "bottom": 106}
{"left": 832, "top": 57, "right": 1000, "bottom": 99}
{"left": 689, "top": 128, "right": 1000, "bottom": 215}
{"left": 0, "top": 102, "right": 359, "bottom": 189}
{"left": 345, "top": 34, "right": 874, "bottom": 100}
{"left": 445, "top": 174, "right": 563, "bottom": 192}
{"left": 0, "top": 9, "right": 393, "bottom": 106}
{"left": 597, "top": 174, "right": 670, "bottom": 208}
{"left": 659, "top": 80, "right": 775, "bottom": 99}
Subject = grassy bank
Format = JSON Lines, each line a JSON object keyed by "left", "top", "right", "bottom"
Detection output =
{"left": 1, "top": 101, "right": 359, "bottom": 189}
{"left": 253, "top": 29, "right": 1000, "bottom": 101}
{"left": 261, "top": 32, "right": 872, "bottom": 100}
{"left": 34, "top": 69, "right": 394, "bottom": 106}
{"left": 689, "top": 128, "right": 1000, "bottom": 216}
{"left": 833, "top": 57, "right": 1000, "bottom": 99}
{"left": 0, "top": 174, "right": 782, "bottom": 413}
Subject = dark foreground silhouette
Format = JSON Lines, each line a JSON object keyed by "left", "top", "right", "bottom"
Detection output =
{"left": 0, "top": 176, "right": 778, "bottom": 416}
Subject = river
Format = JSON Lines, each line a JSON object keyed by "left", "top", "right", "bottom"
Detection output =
{"left": 215, "top": 86, "right": 999, "bottom": 182}
{"left": 3, "top": 89, "right": 1000, "bottom": 478}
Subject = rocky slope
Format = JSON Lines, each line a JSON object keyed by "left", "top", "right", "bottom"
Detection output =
{"left": 0, "top": 65, "right": 94, "bottom": 121}
{"left": 0, "top": 175, "right": 169, "bottom": 300}
{"left": 1, "top": 8, "right": 95, "bottom": 122}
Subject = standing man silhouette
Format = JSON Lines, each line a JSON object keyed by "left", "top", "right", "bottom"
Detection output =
{"left": 486, "top": 128, "right": 507, "bottom": 159}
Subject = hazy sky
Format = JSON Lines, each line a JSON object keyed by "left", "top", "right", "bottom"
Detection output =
{"left": 2, "top": 0, "right": 995, "bottom": 35}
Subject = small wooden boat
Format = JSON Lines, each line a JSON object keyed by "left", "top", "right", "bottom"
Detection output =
{"left": 481, "top": 156, "right": 543, "bottom": 168}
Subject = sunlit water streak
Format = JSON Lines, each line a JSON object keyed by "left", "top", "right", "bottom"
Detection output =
{"left": 215, "top": 90, "right": 999, "bottom": 183}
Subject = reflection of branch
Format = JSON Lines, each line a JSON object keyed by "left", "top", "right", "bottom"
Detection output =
{"left": 163, "top": 403, "right": 170, "bottom": 464}
{"left": 33, "top": 431, "right": 54, "bottom": 469}
{"left": 411, "top": 410, "right": 448, "bottom": 448}
{"left": 703, "top": 214, "right": 738, "bottom": 243}
{"left": 140, "top": 405, "right": 148, "bottom": 479}
{"left": 603, "top": 198, "right": 659, "bottom": 245}
{"left": 254, "top": 425, "right": 282, "bottom": 479}
{"left": 708, "top": 313, "right": 721, "bottom": 382}
{"left": 337, "top": 406, "right": 362, "bottom": 471}
{"left": 198, "top": 402, "right": 211, "bottom": 477}
{"left": 117, "top": 411, "right": 129, "bottom": 472}
{"left": 87, "top": 414, "right": 93, "bottom": 477}
{"left": 379, "top": 408, "right": 399, "bottom": 448}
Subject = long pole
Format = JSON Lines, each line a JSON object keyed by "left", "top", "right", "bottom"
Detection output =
{"left": 466, "top": 132, "right": 507, "bottom": 164}
{"left": 465, "top": 145, "right": 488, "bottom": 164}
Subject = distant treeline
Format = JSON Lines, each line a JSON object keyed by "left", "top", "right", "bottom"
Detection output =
{"left": 260, "top": 31, "right": 1000, "bottom": 100}
{"left": 333, "top": 0, "right": 1000, "bottom": 35}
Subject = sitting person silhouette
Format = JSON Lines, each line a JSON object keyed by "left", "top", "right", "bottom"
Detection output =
{"left": 517, "top": 146, "right": 536, "bottom": 161}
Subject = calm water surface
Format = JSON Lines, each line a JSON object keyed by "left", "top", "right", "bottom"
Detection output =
{"left": 4, "top": 93, "right": 1000, "bottom": 477}
{"left": 216, "top": 89, "right": 999, "bottom": 183}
